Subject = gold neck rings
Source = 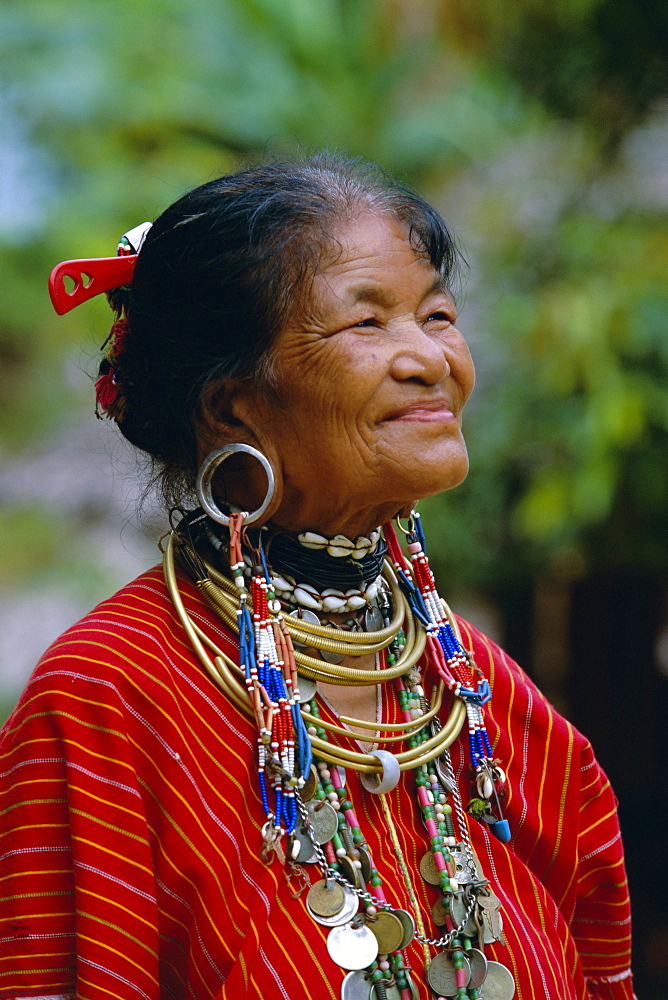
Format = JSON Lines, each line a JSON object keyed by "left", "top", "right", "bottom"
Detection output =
{"left": 163, "top": 532, "right": 467, "bottom": 774}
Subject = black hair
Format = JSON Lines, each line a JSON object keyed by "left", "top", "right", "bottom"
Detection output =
{"left": 108, "top": 152, "right": 461, "bottom": 506}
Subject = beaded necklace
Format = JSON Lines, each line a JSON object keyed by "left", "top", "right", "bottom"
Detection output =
{"left": 165, "top": 509, "right": 516, "bottom": 999}
{"left": 298, "top": 679, "right": 499, "bottom": 999}
{"left": 385, "top": 516, "right": 510, "bottom": 844}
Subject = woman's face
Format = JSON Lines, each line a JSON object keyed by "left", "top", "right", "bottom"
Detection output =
{"left": 225, "top": 212, "right": 475, "bottom": 536}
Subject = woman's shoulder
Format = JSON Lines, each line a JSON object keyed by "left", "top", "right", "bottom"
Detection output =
{"left": 6, "top": 565, "right": 236, "bottom": 735}
{"left": 34, "top": 564, "right": 180, "bottom": 674}
{"left": 454, "top": 612, "right": 536, "bottom": 690}
{"left": 453, "top": 611, "right": 592, "bottom": 755}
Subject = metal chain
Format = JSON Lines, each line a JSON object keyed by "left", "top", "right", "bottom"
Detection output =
{"left": 413, "top": 889, "right": 478, "bottom": 948}
{"left": 406, "top": 721, "right": 482, "bottom": 946}
{"left": 296, "top": 756, "right": 481, "bottom": 950}
{"left": 295, "top": 793, "right": 391, "bottom": 910}
{"left": 438, "top": 737, "right": 479, "bottom": 879}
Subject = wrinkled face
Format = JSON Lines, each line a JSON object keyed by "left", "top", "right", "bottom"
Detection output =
{"left": 228, "top": 212, "right": 475, "bottom": 536}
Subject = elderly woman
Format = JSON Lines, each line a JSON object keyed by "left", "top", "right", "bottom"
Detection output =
{"left": 0, "top": 156, "right": 634, "bottom": 1000}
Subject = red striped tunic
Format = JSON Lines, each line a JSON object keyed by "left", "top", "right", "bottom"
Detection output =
{"left": 0, "top": 567, "right": 635, "bottom": 999}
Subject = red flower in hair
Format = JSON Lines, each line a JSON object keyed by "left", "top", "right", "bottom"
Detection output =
{"left": 95, "top": 316, "right": 129, "bottom": 417}
{"left": 109, "top": 317, "right": 129, "bottom": 358}
{"left": 94, "top": 370, "right": 120, "bottom": 413}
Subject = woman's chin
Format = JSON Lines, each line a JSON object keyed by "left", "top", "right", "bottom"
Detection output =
{"left": 402, "top": 450, "right": 470, "bottom": 503}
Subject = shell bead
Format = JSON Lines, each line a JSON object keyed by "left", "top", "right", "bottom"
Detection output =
{"left": 327, "top": 545, "right": 354, "bottom": 558}
{"left": 359, "top": 750, "right": 401, "bottom": 795}
{"left": 294, "top": 587, "right": 323, "bottom": 610}
{"left": 330, "top": 534, "right": 355, "bottom": 550}
{"left": 298, "top": 531, "right": 328, "bottom": 548}
{"left": 323, "top": 596, "right": 347, "bottom": 612}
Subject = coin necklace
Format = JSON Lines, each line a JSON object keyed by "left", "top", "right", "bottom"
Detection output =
{"left": 393, "top": 669, "right": 508, "bottom": 1000}
{"left": 165, "top": 509, "right": 508, "bottom": 843}
{"left": 297, "top": 712, "right": 420, "bottom": 998}
{"left": 385, "top": 683, "right": 512, "bottom": 998}
{"left": 299, "top": 690, "right": 515, "bottom": 999}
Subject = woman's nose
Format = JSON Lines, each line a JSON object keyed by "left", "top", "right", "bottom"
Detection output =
{"left": 389, "top": 322, "right": 451, "bottom": 385}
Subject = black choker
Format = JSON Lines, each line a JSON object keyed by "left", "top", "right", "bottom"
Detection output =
{"left": 177, "top": 509, "right": 389, "bottom": 596}
{"left": 265, "top": 530, "right": 388, "bottom": 592}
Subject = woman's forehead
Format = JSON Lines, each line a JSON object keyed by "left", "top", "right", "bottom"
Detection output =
{"left": 310, "top": 217, "right": 445, "bottom": 303}
{"left": 325, "top": 210, "right": 412, "bottom": 257}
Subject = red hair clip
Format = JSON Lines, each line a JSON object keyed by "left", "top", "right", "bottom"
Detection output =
{"left": 48, "top": 256, "right": 137, "bottom": 315}
{"left": 48, "top": 222, "right": 152, "bottom": 315}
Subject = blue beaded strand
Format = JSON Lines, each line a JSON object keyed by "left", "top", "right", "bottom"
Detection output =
{"left": 401, "top": 512, "right": 510, "bottom": 842}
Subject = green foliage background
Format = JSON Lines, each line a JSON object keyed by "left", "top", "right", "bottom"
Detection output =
{"left": 2, "top": 0, "right": 666, "bottom": 593}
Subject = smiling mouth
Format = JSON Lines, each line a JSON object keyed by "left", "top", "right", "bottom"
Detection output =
{"left": 385, "top": 400, "right": 456, "bottom": 422}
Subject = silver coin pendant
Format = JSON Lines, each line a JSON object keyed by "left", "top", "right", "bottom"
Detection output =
{"left": 296, "top": 673, "right": 318, "bottom": 702}
{"left": 305, "top": 798, "right": 339, "bottom": 844}
{"left": 306, "top": 883, "right": 359, "bottom": 927}
{"left": 340, "top": 970, "right": 371, "bottom": 1000}
{"left": 327, "top": 921, "right": 379, "bottom": 970}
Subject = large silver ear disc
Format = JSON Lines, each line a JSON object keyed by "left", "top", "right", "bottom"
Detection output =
{"left": 359, "top": 750, "right": 401, "bottom": 794}
{"left": 196, "top": 443, "right": 275, "bottom": 526}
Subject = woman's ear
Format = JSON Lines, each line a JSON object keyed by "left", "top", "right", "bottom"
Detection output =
{"left": 197, "top": 376, "right": 248, "bottom": 446}
{"left": 196, "top": 377, "right": 284, "bottom": 525}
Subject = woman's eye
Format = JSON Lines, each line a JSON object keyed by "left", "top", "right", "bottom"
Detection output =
{"left": 354, "top": 317, "right": 377, "bottom": 328}
{"left": 427, "top": 311, "right": 452, "bottom": 323}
